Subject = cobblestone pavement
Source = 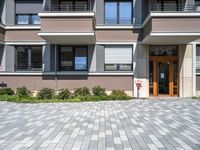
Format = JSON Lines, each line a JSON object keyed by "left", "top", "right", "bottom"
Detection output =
{"left": 0, "top": 99, "right": 200, "bottom": 150}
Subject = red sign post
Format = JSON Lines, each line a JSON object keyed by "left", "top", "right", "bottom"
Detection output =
{"left": 135, "top": 80, "right": 142, "bottom": 98}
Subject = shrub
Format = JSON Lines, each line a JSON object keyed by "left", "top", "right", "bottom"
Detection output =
{"left": 73, "top": 87, "right": 91, "bottom": 96}
{"left": 110, "top": 90, "right": 131, "bottom": 100}
{"left": 37, "top": 88, "right": 54, "bottom": 99}
{"left": 16, "top": 87, "right": 31, "bottom": 98}
{"left": 57, "top": 89, "right": 71, "bottom": 100}
{"left": 92, "top": 86, "right": 106, "bottom": 96}
{"left": 0, "top": 88, "right": 15, "bottom": 95}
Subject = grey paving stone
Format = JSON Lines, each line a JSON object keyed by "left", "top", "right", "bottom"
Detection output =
{"left": 0, "top": 99, "right": 199, "bottom": 150}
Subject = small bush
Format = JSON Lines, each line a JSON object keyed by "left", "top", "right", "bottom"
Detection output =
{"left": 110, "top": 90, "right": 131, "bottom": 100}
{"left": 74, "top": 87, "right": 91, "bottom": 96}
{"left": 0, "top": 88, "right": 15, "bottom": 95}
{"left": 57, "top": 89, "right": 71, "bottom": 100}
{"left": 92, "top": 86, "right": 106, "bottom": 96}
{"left": 37, "top": 88, "right": 54, "bottom": 99}
{"left": 16, "top": 87, "right": 31, "bottom": 98}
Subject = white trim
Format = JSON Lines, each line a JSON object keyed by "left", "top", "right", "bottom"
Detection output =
{"left": 0, "top": 41, "right": 5, "bottom": 44}
{"left": 38, "top": 12, "right": 95, "bottom": 17}
{"left": 0, "top": 72, "right": 134, "bottom": 76}
{"left": 151, "top": 32, "right": 200, "bottom": 36}
{"left": 150, "top": 12, "right": 200, "bottom": 17}
{"left": 38, "top": 32, "right": 95, "bottom": 36}
{"left": 196, "top": 73, "right": 200, "bottom": 75}
{"left": 5, "top": 41, "right": 47, "bottom": 45}
{"left": 0, "top": 72, "right": 43, "bottom": 76}
{"left": 96, "top": 42, "right": 136, "bottom": 45}
{"left": 0, "top": 24, "right": 4, "bottom": 29}
{"left": 96, "top": 25, "right": 134, "bottom": 29}
{"left": 5, "top": 26, "right": 41, "bottom": 30}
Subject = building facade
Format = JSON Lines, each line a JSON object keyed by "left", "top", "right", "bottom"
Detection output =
{"left": 0, "top": 0, "right": 200, "bottom": 97}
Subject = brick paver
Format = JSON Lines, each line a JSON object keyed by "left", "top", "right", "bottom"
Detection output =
{"left": 0, "top": 99, "right": 200, "bottom": 150}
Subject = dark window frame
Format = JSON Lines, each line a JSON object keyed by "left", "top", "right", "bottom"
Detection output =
{"left": 104, "top": 64, "right": 133, "bottom": 71}
{"left": 15, "top": 46, "right": 43, "bottom": 71}
{"left": 104, "top": 0, "right": 133, "bottom": 25}
{"left": 59, "top": 45, "right": 88, "bottom": 72}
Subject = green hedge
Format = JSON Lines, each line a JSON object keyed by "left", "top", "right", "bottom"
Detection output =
{"left": 0, "top": 86, "right": 132, "bottom": 103}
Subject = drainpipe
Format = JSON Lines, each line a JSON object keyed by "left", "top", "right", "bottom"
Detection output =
{"left": 192, "top": 43, "right": 196, "bottom": 97}
{"left": 54, "top": 44, "right": 58, "bottom": 91}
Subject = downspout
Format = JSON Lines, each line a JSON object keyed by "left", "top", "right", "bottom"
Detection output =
{"left": 55, "top": 44, "right": 58, "bottom": 91}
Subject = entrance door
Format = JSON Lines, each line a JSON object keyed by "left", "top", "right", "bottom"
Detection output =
{"left": 149, "top": 60, "right": 178, "bottom": 96}
{"left": 158, "top": 62, "right": 169, "bottom": 94}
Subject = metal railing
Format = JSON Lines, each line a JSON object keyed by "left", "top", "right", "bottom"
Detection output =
{"left": 104, "top": 17, "right": 133, "bottom": 25}
{"left": 45, "top": 4, "right": 91, "bottom": 11}
{"left": 151, "top": 4, "right": 200, "bottom": 12}
{"left": 15, "top": 64, "right": 42, "bottom": 71}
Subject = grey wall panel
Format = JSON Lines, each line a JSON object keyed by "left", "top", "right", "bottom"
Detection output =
{"left": 5, "top": 0, "right": 15, "bottom": 25}
{"left": 16, "top": 3, "right": 43, "bottom": 14}
{"left": 88, "top": 44, "right": 96, "bottom": 72}
{"left": 43, "top": 44, "right": 51, "bottom": 72}
{"left": 5, "top": 45, "right": 15, "bottom": 72}
{"left": 134, "top": 0, "right": 142, "bottom": 26}
{"left": 96, "top": 44, "right": 105, "bottom": 72}
{"left": 0, "top": 45, "right": 5, "bottom": 71}
{"left": 50, "top": 44, "right": 55, "bottom": 72}
{"left": 96, "top": 0, "right": 104, "bottom": 25}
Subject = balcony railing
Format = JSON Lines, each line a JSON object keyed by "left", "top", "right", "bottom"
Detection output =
{"left": 104, "top": 17, "right": 133, "bottom": 25}
{"left": 15, "top": 64, "right": 42, "bottom": 71}
{"left": 151, "top": 4, "right": 200, "bottom": 12}
{"left": 45, "top": 4, "right": 92, "bottom": 12}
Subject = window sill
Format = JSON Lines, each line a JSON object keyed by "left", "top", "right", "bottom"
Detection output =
{"left": 5, "top": 25, "right": 41, "bottom": 30}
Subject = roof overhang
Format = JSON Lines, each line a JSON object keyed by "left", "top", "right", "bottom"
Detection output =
{"left": 38, "top": 32, "right": 96, "bottom": 44}
{"left": 143, "top": 32, "right": 200, "bottom": 44}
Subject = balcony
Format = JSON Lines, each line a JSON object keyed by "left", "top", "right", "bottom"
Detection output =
{"left": 38, "top": 3, "right": 95, "bottom": 44}
{"left": 142, "top": 4, "right": 200, "bottom": 44}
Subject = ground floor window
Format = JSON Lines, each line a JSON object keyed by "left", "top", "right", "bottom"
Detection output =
{"left": 59, "top": 46, "right": 88, "bottom": 71}
{"left": 15, "top": 46, "right": 42, "bottom": 71}
{"left": 104, "top": 45, "right": 133, "bottom": 71}
{"left": 197, "top": 45, "right": 200, "bottom": 73}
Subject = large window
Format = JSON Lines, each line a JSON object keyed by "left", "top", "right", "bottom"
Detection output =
{"left": 104, "top": 45, "right": 133, "bottom": 71}
{"left": 105, "top": 0, "right": 132, "bottom": 24}
{"left": 197, "top": 45, "right": 200, "bottom": 73}
{"left": 16, "top": 46, "right": 42, "bottom": 71}
{"left": 59, "top": 46, "right": 88, "bottom": 71}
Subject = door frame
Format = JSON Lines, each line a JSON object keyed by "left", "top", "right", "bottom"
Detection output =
{"left": 150, "top": 56, "right": 178, "bottom": 97}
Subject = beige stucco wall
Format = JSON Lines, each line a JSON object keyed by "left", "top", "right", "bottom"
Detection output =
{"left": 5, "top": 30, "right": 45, "bottom": 42}
{"left": 179, "top": 44, "right": 193, "bottom": 97}
{"left": 41, "top": 17, "right": 94, "bottom": 32}
{"left": 0, "top": 75, "right": 133, "bottom": 92}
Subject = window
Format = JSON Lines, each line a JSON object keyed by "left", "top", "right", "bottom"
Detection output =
{"left": 16, "top": 46, "right": 42, "bottom": 71}
{"left": 104, "top": 45, "right": 133, "bottom": 71}
{"left": 59, "top": 46, "right": 88, "bottom": 71}
{"left": 197, "top": 45, "right": 200, "bottom": 73}
{"left": 16, "top": 14, "right": 40, "bottom": 25}
{"left": 104, "top": 0, "right": 132, "bottom": 24}
{"left": 15, "top": 0, "right": 42, "bottom": 25}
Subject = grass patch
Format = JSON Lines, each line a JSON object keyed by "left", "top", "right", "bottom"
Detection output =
{"left": 0, "top": 95, "right": 132, "bottom": 103}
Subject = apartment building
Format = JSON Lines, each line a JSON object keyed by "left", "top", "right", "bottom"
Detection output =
{"left": 0, "top": 0, "right": 200, "bottom": 97}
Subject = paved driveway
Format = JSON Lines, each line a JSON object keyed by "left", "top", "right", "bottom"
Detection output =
{"left": 0, "top": 99, "right": 200, "bottom": 150}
